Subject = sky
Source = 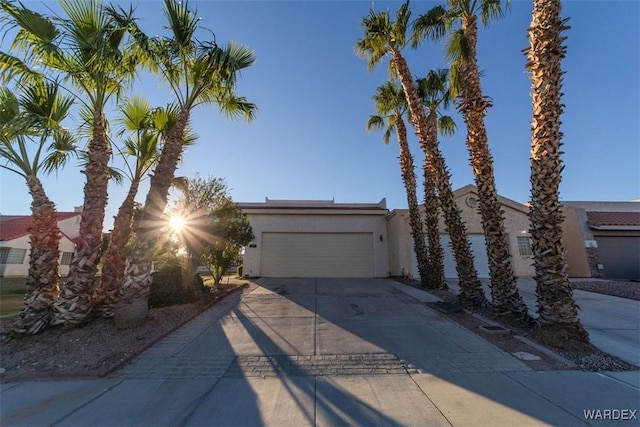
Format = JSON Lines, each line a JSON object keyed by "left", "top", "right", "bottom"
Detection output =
{"left": 1, "top": 0, "right": 638, "bottom": 232}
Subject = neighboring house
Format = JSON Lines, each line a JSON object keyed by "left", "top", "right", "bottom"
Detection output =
{"left": 386, "top": 185, "right": 536, "bottom": 279}
{"left": 561, "top": 201, "right": 640, "bottom": 280}
{"left": 0, "top": 209, "right": 82, "bottom": 277}
{"left": 238, "top": 198, "right": 389, "bottom": 278}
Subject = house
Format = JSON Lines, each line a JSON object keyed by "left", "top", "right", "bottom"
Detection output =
{"left": 386, "top": 185, "right": 535, "bottom": 279}
{"left": 238, "top": 198, "right": 389, "bottom": 278}
{"left": 561, "top": 201, "right": 640, "bottom": 280}
{"left": 0, "top": 209, "right": 82, "bottom": 277}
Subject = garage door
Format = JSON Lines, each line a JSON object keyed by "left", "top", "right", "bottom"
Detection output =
{"left": 260, "top": 232, "right": 374, "bottom": 278}
{"left": 413, "top": 234, "right": 489, "bottom": 279}
{"left": 595, "top": 236, "right": 640, "bottom": 280}
{"left": 442, "top": 234, "right": 489, "bottom": 278}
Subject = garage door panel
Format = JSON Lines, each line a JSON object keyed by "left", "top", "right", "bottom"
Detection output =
{"left": 412, "top": 234, "right": 489, "bottom": 279}
{"left": 595, "top": 236, "right": 640, "bottom": 280}
{"left": 261, "top": 233, "right": 374, "bottom": 278}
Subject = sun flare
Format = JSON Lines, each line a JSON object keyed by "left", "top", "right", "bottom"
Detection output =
{"left": 169, "top": 215, "right": 186, "bottom": 231}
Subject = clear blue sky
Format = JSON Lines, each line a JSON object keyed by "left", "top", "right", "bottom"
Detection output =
{"left": 1, "top": 0, "right": 638, "bottom": 232}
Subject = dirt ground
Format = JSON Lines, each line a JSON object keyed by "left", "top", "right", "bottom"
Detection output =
{"left": 0, "top": 278, "right": 637, "bottom": 381}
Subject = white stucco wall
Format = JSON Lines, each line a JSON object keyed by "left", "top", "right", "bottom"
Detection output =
{"left": 242, "top": 211, "right": 389, "bottom": 277}
{"left": 1, "top": 235, "right": 76, "bottom": 277}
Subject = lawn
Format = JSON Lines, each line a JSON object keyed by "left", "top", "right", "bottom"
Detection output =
{"left": 0, "top": 277, "right": 26, "bottom": 319}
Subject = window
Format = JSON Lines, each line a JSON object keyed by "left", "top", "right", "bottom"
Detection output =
{"left": 60, "top": 252, "right": 74, "bottom": 265}
{"left": 517, "top": 237, "right": 533, "bottom": 257}
{"left": 0, "top": 247, "right": 27, "bottom": 264}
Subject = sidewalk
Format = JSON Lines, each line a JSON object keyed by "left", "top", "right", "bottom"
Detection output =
{"left": 1, "top": 278, "right": 638, "bottom": 426}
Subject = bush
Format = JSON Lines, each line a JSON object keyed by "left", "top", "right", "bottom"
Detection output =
{"left": 148, "top": 264, "right": 201, "bottom": 308}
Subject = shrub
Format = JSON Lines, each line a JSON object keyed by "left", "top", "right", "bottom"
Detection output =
{"left": 148, "top": 264, "right": 200, "bottom": 308}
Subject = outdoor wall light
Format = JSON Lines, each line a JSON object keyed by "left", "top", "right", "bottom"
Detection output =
{"left": 379, "top": 234, "right": 384, "bottom": 242}
{"left": 249, "top": 243, "right": 257, "bottom": 248}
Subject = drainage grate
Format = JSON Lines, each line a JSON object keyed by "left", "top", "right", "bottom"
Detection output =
{"left": 427, "top": 301, "right": 463, "bottom": 313}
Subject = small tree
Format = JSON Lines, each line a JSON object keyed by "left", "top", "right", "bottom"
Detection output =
{"left": 171, "top": 175, "right": 253, "bottom": 286}
{"left": 199, "top": 200, "right": 254, "bottom": 286}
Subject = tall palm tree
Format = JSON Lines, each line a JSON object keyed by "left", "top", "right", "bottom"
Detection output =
{"left": 112, "top": 0, "right": 256, "bottom": 328}
{"left": 0, "top": 82, "right": 76, "bottom": 334}
{"left": 525, "top": 0, "right": 588, "bottom": 342}
{"left": 92, "top": 96, "right": 161, "bottom": 318}
{"left": 416, "top": 70, "right": 485, "bottom": 294}
{"left": 413, "top": 0, "right": 529, "bottom": 319}
{"left": 0, "top": 0, "right": 140, "bottom": 325}
{"left": 366, "top": 81, "right": 433, "bottom": 288}
{"left": 356, "top": 1, "right": 487, "bottom": 306}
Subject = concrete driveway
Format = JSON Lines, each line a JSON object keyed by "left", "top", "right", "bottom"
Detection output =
{"left": 448, "top": 278, "right": 640, "bottom": 366}
{"left": 1, "top": 278, "right": 638, "bottom": 426}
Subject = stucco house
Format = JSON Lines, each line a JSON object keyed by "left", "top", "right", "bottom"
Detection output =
{"left": 561, "top": 201, "right": 640, "bottom": 280}
{"left": 0, "top": 209, "right": 82, "bottom": 277}
{"left": 386, "top": 185, "right": 535, "bottom": 279}
{"left": 238, "top": 198, "right": 389, "bottom": 278}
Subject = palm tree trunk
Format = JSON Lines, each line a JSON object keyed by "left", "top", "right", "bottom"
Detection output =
{"left": 395, "top": 116, "right": 430, "bottom": 288}
{"left": 391, "top": 49, "right": 487, "bottom": 307}
{"left": 457, "top": 17, "right": 529, "bottom": 319}
{"left": 13, "top": 177, "right": 61, "bottom": 334}
{"left": 423, "top": 110, "right": 481, "bottom": 295}
{"left": 93, "top": 179, "right": 140, "bottom": 318}
{"left": 526, "top": 0, "right": 588, "bottom": 342}
{"left": 114, "top": 108, "right": 190, "bottom": 329}
{"left": 423, "top": 154, "right": 446, "bottom": 289}
{"left": 51, "top": 110, "right": 111, "bottom": 326}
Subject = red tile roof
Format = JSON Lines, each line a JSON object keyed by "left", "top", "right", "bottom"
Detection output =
{"left": 586, "top": 211, "right": 640, "bottom": 227}
{"left": 0, "top": 212, "right": 80, "bottom": 241}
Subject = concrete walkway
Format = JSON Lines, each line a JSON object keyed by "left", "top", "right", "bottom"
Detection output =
{"left": 447, "top": 278, "right": 640, "bottom": 366}
{"left": 1, "top": 278, "right": 638, "bottom": 426}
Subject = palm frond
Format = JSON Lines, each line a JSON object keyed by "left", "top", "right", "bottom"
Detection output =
{"left": 366, "top": 115, "right": 384, "bottom": 132}
{"left": 437, "top": 115, "right": 456, "bottom": 137}
{"left": 445, "top": 29, "right": 470, "bottom": 64}
{"left": 0, "top": 51, "right": 41, "bottom": 84}
{"left": 411, "top": 5, "right": 449, "bottom": 47}
{"left": 479, "top": 0, "right": 508, "bottom": 26}
{"left": 42, "top": 127, "right": 77, "bottom": 174}
{"left": 163, "top": 0, "right": 199, "bottom": 51}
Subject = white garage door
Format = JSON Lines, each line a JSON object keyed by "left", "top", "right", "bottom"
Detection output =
{"left": 413, "top": 234, "right": 489, "bottom": 279}
{"left": 442, "top": 234, "right": 489, "bottom": 278}
{"left": 260, "top": 232, "right": 374, "bottom": 278}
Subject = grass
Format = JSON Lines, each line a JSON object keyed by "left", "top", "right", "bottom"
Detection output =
{"left": 0, "top": 277, "right": 26, "bottom": 319}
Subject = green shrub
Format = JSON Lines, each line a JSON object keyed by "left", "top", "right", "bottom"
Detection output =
{"left": 148, "top": 264, "right": 200, "bottom": 308}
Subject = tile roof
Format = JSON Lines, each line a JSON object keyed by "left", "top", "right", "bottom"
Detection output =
{"left": 0, "top": 212, "right": 80, "bottom": 241}
{"left": 586, "top": 211, "right": 640, "bottom": 228}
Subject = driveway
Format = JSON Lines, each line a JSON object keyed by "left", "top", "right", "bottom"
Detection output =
{"left": 448, "top": 278, "right": 640, "bottom": 366}
{"left": 1, "top": 278, "right": 638, "bottom": 426}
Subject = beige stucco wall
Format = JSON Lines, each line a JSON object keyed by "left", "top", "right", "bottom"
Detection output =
{"left": 561, "top": 207, "right": 592, "bottom": 278}
{"left": 388, "top": 188, "right": 535, "bottom": 278}
{"left": 242, "top": 212, "right": 389, "bottom": 277}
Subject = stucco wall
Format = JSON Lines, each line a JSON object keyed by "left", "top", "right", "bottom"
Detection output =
{"left": 561, "top": 206, "right": 593, "bottom": 278}
{"left": 243, "top": 212, "right": 389, "bottom": 277}
{"left": 388, "top": 190, "right": 535, "bottom": 278}
{"left": 1, "top": 235, "right": 76, "bottom": 277}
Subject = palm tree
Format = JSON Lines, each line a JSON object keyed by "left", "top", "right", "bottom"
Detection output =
{"left": 92, "top": 96, "right": 161, "bottom": 318}
{"left": 366, "top": 81, "right": 433, "bottom": 288}
{"left": 416, "top": 70, "right": 485, "bottom": 294}
{"left": 0, "top": 82, "right": 76, "bottom": 334}
{"left": 356, "top": 1, "right": 487, "bottom": 306}
{"left": 1, "top": 0, "right": 141, "bottom": 325}
{"left": 413, "top": 1, "right": 529, "bottom": 319}
{"left": 112, "top": 0, "right": 256, "bottom": 328}
{"left": 525, "top": 0, "right": 588, "bottom": 342}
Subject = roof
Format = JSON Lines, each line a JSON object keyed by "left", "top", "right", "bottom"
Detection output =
{"left": 0, "top": 212, "right": 80, "bottom": 241}
{"left": 238, "top": 198, "right": 387, "bottom": 212}
{"left": 586, "top": 211, "right": 640, "bottom": 230}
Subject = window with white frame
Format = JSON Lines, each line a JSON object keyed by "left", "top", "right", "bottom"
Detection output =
{"left": 517, "top": 236, "right": 533, "bottom": 257}
{"left": 0, "top": 247, "right": 27, "bottom": 264}
{"left": 60, "top": 252, "right": 74, "bottom": 265}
